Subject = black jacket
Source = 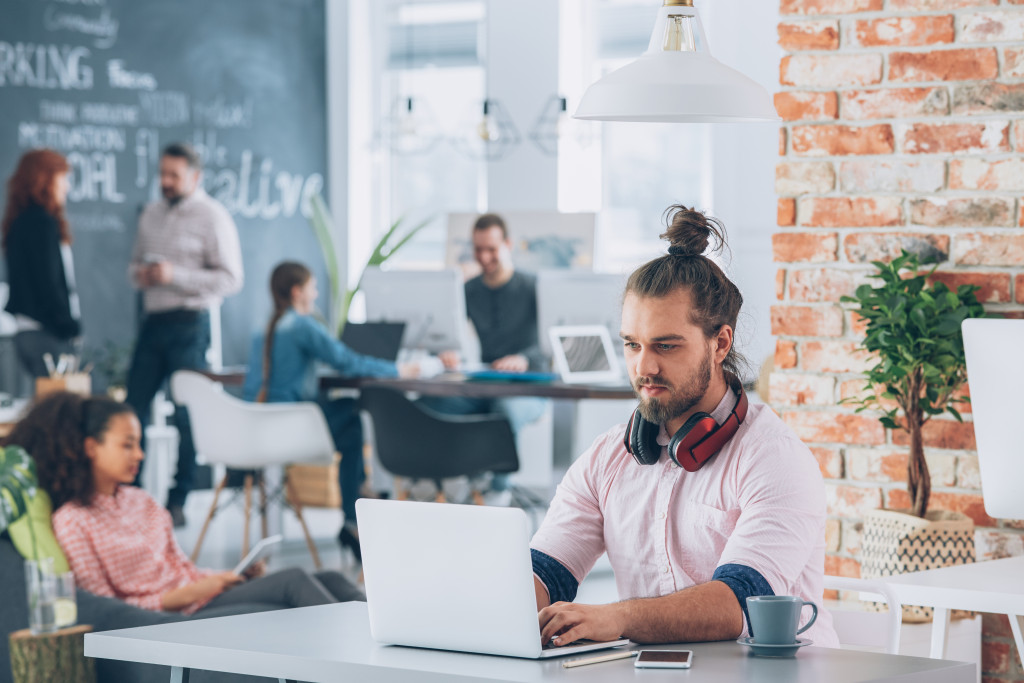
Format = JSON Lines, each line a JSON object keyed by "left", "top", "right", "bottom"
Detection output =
{"left": 4, "top": 203, "right": 80, "bottom": 340}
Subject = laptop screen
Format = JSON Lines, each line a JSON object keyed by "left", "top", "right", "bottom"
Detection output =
{"left": 340, "top": 322, "right": 406, "bottom": 362}
{"left": 547, "top": 325, "right": 621, "bottom": 384}
{"left": 558, "top": 333, "right": 611, "bottom": 373}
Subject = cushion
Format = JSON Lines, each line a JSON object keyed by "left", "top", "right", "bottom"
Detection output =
{"left": 8, "top": 489, "right": 70, "bottom": 573}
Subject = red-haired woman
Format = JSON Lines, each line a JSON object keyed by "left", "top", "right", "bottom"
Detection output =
{"left": 2, "top": 149, "right": 81, "bottom": 378}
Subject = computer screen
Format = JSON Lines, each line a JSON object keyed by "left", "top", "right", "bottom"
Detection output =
{"left": 548, "top": 325, "right": 621, "bottom": 385}
{"left": 536, "top": 270, "right": 627, "bottom": 357}
{"left": 360, "top": 267, "right": 468, "bottom": 354}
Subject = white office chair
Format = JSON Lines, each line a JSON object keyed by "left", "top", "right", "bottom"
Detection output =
{"left": 170, "top": 370, "right": 336, "bottom": 568}
{"left": 823, "top": 575, "right": 904, "bottom": 655}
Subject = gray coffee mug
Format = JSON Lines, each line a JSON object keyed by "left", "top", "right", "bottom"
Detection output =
{"left": 746, "top": 596, "right": 817, "bottom": 644}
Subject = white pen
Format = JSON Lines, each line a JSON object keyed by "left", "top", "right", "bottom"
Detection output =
{"left": 43, "top": 353, "right": 56, "bottom": 377}
{"left": 562, "top": 650, "right": 638, "bottom": 669}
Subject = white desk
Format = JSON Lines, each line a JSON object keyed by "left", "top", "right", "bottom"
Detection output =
{"left": 882, "top": 556, "right": 1024, "bottom": 663}
{"left": 84, "top": 602, "right": 975, "bottom": 682}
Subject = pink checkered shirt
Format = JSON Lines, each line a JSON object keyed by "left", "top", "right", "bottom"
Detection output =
{"left": 52, "top": 486, "right": 213, "bottom": 613}
{"left": 531, "top": 391, "right": 839, "bottom": 647}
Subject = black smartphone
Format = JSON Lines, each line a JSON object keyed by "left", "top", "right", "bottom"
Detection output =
{"left": 634, "top": 650, "right": 693, "bottom": 669}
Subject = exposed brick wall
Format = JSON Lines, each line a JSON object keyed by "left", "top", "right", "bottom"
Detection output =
{"left": 774, "top": 1, "right": 1024, "bottom": 678}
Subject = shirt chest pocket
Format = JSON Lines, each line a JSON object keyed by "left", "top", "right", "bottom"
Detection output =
{"left": 680, "top": 502, "right": 740, "bottom": 551}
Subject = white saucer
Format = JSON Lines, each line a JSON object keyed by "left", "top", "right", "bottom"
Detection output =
{"left": 736, "top": 636, "right": 813, "bottom": 658}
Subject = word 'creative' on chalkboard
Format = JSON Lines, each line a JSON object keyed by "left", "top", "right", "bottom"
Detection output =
{"left": 0, "top": 0, "right": 329, "bottom": 378}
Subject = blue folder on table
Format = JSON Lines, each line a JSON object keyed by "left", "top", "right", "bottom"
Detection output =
{"left": 463, "top": 370, "right": 558, "bottom": 383}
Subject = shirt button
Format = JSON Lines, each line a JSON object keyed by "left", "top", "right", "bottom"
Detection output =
{"left": 663, "top": 566, "right": 670, "bottom": 573}
{"left": 659, "top": 512, "right": 667, "bottom": 519}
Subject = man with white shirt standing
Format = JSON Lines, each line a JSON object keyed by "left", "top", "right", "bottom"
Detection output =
{"left": 531, "top": 205, "right": 838, "bottom": 649}
{"left": 126, "top": 142, "right": 243, "bottom": 526}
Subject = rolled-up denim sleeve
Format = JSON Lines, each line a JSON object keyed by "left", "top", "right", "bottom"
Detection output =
{"left": 531, "top": 549, "right": 579, "bottom": 605}
{"left": 712, "top": 563, "right": 774, "bottom": 635}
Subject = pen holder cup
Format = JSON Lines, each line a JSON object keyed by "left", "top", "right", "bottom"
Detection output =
{"left": 36, "top": 373, "right": 92, "bottom": 399}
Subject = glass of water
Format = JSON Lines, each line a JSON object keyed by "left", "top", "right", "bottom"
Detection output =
{"left": 54, "top": 571, "right": 77, "bottom": 629}
{"left": 24, "top": 558, "right": 57, "bottom": 635}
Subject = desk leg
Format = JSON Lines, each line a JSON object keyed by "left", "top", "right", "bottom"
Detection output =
{"left": 929, "top": 607, "right": 951, "bottom": 659}
{"left": 1010, "top": 614, "right": 1024, "bottom": 668}
{"left": 170, "top": 667, "right": 190, "bottom": 683}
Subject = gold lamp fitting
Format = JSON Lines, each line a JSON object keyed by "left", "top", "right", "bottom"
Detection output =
{"left": 663, "top": 0, "right": 694, "bottom": 6}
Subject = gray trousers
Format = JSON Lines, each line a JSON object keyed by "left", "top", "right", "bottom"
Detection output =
{"left": 200, "top": 567, "right": 364, "bottom": 612}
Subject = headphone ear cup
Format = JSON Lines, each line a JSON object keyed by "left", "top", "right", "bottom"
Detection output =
{"left": 627, "top": 409, "right": 661, "bottom": 466}
{"left": 668, "top": 411, "right": 716, "bottom": 469}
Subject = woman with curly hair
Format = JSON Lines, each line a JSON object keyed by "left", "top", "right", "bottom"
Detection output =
{"left": 3, "top": 392, "right": 363, "bottom": 614}
{"left": 2, "top": 149, "right": 82, "bottom": 378}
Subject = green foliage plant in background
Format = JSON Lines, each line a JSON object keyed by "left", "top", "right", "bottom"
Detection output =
{"left": 841, "top": 250, "right": 989, "bottom": 519}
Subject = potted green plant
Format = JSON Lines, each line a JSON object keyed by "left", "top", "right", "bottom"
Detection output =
{"left": 841, "top": 250, "right": 988, "bottom": 621}
{"left": 0, "top": 444, "right": 37, "bottom": 546}
{"left": 308, "top": 194, "right": 432, "bottom": 336}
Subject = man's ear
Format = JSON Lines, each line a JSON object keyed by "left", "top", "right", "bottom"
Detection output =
{"left": 714, "top": 325, "right": 734, "bottom": 364}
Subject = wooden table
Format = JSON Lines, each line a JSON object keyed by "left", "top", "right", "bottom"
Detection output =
{"left": 85, "top": 602, "right": 975, "bottom": 683}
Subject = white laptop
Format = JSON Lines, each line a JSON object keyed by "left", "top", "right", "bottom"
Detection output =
{"left": 356, "top": 498, "right": 630, "bottom": 659}
{"left": 547, "top": 324, "right": 622, "bottom": 385}
{"left": 961, "top": 319, "right": 1024, "bottom": 520}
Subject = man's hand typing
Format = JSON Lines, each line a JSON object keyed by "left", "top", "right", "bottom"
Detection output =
{"left": 538, "top": 601, "right": 628, "bottom": 647}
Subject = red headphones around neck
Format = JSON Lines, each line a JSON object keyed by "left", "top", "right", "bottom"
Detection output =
{"left": 623, "top": 379, "right": 748, "bottom": 472}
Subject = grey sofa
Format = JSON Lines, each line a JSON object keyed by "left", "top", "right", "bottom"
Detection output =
{"left": 1, "top": 536, "right": 277, "bottom": 683}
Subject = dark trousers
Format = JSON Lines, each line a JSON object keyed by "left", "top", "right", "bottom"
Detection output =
{"left": 318, "top": 397, "right": 365, "bottom": 525}
{"left": 126, "top": 309, "right": 210, "bottom": 508}
{"left": 13, "top": 329, "right": 75, "bottom": 379}
{"left": 200, "top": 567, "right": 364, "bottom": 612}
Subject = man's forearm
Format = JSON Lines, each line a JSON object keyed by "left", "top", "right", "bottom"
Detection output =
{"left": 618, "top": 580, "right": 744, "bottom": 643}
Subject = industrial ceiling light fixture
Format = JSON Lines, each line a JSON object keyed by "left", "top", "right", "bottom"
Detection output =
{"left": 574, "top": 0, "right": 779, "bottom": 123}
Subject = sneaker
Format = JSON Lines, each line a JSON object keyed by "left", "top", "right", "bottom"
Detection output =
{"left": 482, "top": 489, "right": 513, "bottom": 507}
{"left": 167, "top": 504, "right": 186, "bottom": 528}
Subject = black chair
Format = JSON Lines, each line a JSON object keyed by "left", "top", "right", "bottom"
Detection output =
{"left": 358, "top": 386, "right": 521, "bottom": 504}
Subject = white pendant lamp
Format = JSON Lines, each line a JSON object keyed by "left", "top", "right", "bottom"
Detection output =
{"left": 574, "top": 0, "right": 779, "bottom": 123}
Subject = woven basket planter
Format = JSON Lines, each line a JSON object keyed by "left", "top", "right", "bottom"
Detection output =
{"left": 860, "top": 508, "right": 975, "bottom": 623}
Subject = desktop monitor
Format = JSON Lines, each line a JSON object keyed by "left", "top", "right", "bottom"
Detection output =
{"left": 536, "top": 270, "right": 627, "bottom": 356}
{"left": 961, "top": 318, "right": 1024, "bottom": 520}
{"left": 360, "top": 267, "right": 468, "bottom": 354}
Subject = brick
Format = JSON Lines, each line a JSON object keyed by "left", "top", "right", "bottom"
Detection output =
{"left": 900, "top": 121, "right": 1010, "bottom": 155}
{"left": 824, "top": 554, "right": 862, "bottom": 579}
{"left": 982, "top": 640, "right": 1011, "bottom": 675}
{"left": 812, "top": 446, "right": 843, "bottom": 478}
{"left": 889, "top": 0, "right": 995, "bottom": 8}
{"left": 889, "top": 48, "right": 998, "bottom": 82}
{"left": 774, "top": 91, "right": 839, "bottom": 122}
{"left": 910, "top": 198, "right": 1014, "bottom": 228}
{"left": 950, "top": 158, "right": 1024, "bottom": 191}
{"left": 778, "top": 20, "right": 840, "bottom": 50}
{"left": 982, "top": 613, "right": 1013, "bottom": 639}
{"left": 960, "top": 11, "right": 1024, "bottom": 43}
{"left": 772, "top": 232, "right": 839, "bottom": 262}
{"left": 791, "top": 124, "right": 894, "bottom": 156}
{"left": 787, "top": 411, "right": 886, "bottom": 444}
{"left": 826, "top": 483, "right": 884, "bottom": 516}
{"left": 776, "top": 269, "right": 786, "bottom": 300}
{"left": 800, "top": 197, "right": 903, "bottom": 228}
{"left": 954, "top": 233, "right": 1024, "bottom": 266}
{"left": 780, "top": 128, "right": 787, "bottom": 156}
{"left": 929, "top": 271, "right": 1011, "bottom": 303}
{"left": 839, "top": 160, "right": 945, "bottom": 193}
{"left": 801, "top": 340, "right": 874, "bottom": 373}
{"left": 825, "top": 518, "right": 842, "bottom": 551}
{"left": 975, "top": 530, "right": 1024, "bottom": 561}
{"left": 775, "top": 339, "right": 798, "bottom": 369}
{"left": 851, "top": 16, "right": 954, "bottom": 47}
{"left": 1018, "top": 274, "right": 1024, "bottom": 303}
{"left": 956, "top": 454, "right": 981, "bottom": 490}
{"left": 841, "top": 519, "right": 863, "bottom": 555}
{"left": 847, "top": 312, "right": 868, "bottom": 338}
{"left": 789, "top": 268, "right": 863, "bottom": 302}
{"left": 769, "top": 372, "right": 837, "bottom": 406}
{"left": 953, "top": 83, "right": 1024, "bottom": 116}
{"left": 776, "top": 161, "right": 836, "bottom": 195}
{"left": 842, "top": 87, "right": 949, "bottom": 120}
{"left": 778, "top": 198, "right": 797, "bottom": 227}
{"left": 1016, "top": 121, "right": 1024, "bottom": 152}
{"left": 780, "top": 54, "right": 883, "bottom": 87}
{"left": 780, "top": 0, "right": 882, "bottom": 14}
{"left": 847, "top": 448, "right": 908, "bottom": 483}
{"left": 844, "top": 232, "right": 950, "bottom": 264}
{"left": 884, "top": 489, "right": 997, "bottom": 527}
{"left": 1005, "top": 47, "right": 1024, "bottom": 78}
{"left": 892, "top": 419, "right": 976, "bottom": 450}
{"left": 839, "top": 379, "right": 899, "bottom": 412}
{"left": 772, "top": 305, "right": 845, "bottom": 336}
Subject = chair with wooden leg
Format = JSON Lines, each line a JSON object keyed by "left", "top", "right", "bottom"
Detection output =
{"left": 170, "top": 370, "right": 337, "bottom": 569}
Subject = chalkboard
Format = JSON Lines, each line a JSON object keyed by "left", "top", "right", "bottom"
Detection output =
{"left": 0, "top": 0, "right": 329, "bottom": 382}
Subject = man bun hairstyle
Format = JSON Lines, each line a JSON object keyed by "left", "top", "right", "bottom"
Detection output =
{"left": 625, "top": 205, "right": 747, "bottom": 378}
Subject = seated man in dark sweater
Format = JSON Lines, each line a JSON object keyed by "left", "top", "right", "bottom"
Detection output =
{"left": 424, "top": 213, "right": 548, "bottom": 504}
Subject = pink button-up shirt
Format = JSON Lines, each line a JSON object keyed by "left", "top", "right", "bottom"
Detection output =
{"left": 52, "top": 486, "right": 214, "bottom": 614}
{"left": 531, "top": 391, "right": 838, "bottom": 647}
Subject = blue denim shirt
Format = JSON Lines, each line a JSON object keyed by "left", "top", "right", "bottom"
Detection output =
{"left": 243, "top": 309, "right": 397, "bottom": 403}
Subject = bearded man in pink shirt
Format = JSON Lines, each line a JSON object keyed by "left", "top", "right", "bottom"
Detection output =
{"left": 531, "top": 205, "right": 838, "bottom": 649}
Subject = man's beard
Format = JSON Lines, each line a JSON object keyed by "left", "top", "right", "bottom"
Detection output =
{"left": 162, "top": 187, "right": 184, "bottom": 205}
{"left": 633, "top": 350, "right": 713, "bottom": 425}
